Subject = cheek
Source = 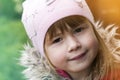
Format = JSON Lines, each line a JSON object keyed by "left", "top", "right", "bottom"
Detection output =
{"left": 80, "top": 33, "right": 99, "bottom": 64}
{"left": 46, "top": 47, "right": 66, "bottom": 68}
{"left": 85, "top": 33, "right": 99, "bottom": 59}
{"left": 75, "top": 32, "right": 98, "bottom": 62}
{"left": 87, "top": 35, "right": 98, "bottom": 49}
{"left": 79, "top": 32, "right": 99, "bottom": 51}
{"left": 89, "top": 34, "right": 99, "bottom": 50}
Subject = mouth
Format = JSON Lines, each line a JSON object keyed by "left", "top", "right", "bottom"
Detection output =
{"left": 69, "top": 50, "right": 88, "bottom": 61}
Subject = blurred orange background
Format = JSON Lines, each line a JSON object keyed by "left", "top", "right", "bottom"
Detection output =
{"left": 87, "top": 0, "right": 120, "bottom": 26}
{"left": 87, "top": 0, "right": 120, "bottom": 34}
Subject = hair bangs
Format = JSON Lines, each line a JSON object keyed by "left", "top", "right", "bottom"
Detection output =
{"left": 46, "top": 15, "right": 86, "bottom": 40}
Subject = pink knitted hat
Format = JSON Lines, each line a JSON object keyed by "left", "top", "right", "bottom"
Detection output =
{"left": 21, "top": 0, "right": 94, "bottom": 56}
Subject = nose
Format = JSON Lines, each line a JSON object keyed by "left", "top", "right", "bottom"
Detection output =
{"left": 67, "top": 35, "right": 81, "bottom": 52}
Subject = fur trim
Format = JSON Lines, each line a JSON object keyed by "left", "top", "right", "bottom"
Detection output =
{"left": 95, "top": 21, "right": 120, "bottom": 63}
{"left": 19, "top": 22, "right": 120, "bottom": 80}
{"left": 19, "top": 43, "right": 68, "bottom": 80}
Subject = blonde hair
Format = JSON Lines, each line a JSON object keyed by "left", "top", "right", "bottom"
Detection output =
{"left": 44, "top": 15, "right": 120, "bottom": 79}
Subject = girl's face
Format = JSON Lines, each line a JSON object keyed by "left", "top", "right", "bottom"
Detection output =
{"left": 44, "top": 16, "right": 99, "bottom": 75}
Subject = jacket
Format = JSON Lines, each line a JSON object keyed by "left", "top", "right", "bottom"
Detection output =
{"left": 19, "top": 22, "right": 120, "bottom": 80}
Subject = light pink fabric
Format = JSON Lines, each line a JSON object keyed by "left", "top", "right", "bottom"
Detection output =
{"left": 21, "top": 0, "right": 94, "bottom": 56}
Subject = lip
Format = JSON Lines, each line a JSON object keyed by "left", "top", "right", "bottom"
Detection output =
{"left": 69, "top": 50, "right": 87, "bottom": 61}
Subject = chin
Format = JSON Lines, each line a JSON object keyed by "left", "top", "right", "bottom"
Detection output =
{"left": 69, "top": 63, "right": 91, "bottom": 73}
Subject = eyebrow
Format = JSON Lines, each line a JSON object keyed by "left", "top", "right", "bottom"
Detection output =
{"left": 77, "top": 22, "right": 89, "bottom": 27}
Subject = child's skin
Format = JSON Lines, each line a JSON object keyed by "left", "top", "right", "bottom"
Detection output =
{"left": 44, "top": 16, "right": 99, "bottom": 80}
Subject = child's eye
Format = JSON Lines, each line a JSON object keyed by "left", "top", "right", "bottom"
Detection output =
{"left": 74, "top": 27, "right": 84, "bottom": 33}
{"left": 52, "top": 37, "right": 63, "bottom": 44}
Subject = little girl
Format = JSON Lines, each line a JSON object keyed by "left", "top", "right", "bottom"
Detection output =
{"left": 20, "top": 0, "right": 120, "bottom": 80}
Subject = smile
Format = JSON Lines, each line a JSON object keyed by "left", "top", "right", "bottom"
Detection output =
{"left": 69, "top": 50, "right": 87, "bottom": 61}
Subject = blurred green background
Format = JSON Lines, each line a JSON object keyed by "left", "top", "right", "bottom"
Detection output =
{"left": 0, "top": 0, "right": 28, "bottom": 80}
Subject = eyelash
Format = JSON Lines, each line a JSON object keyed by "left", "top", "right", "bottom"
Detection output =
{"left": 74, "top": 27, "right": 85, "bottom": 34}
{"left": 52, "top": 37, "right": 63, "bottom": 44}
